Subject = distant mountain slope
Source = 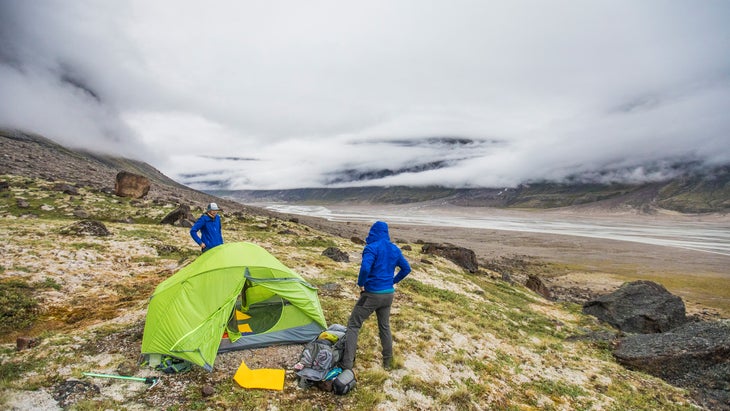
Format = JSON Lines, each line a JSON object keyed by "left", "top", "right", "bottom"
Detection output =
{"left": 213, "top": 168, "right": 729, "bottom": 214}
{"left": 0, "top": 129, "right": 245, "bottom": 211}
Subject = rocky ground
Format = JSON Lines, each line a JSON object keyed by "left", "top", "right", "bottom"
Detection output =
{"left": 0, "top": 174, "right": 714, "bottom": 410}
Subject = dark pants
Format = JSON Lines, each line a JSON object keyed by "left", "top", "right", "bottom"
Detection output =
{"left": 341, "top": 292, "right": 394, "bottom": 369}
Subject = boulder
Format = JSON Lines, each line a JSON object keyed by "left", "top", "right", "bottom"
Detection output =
{"left": 582, "top": 280, "right": 687, "bottom": 333}
{"left": 52, "top": 183, "right": 79, "bottom": 195}
{"left": 525, "top": 275, "right": 552, "bottom": 300}
{"left": 421, "top": 243, "right": 478, "bottom": 273}
{"left": 53, "top": 380, "right": 100, "bottom": 409}
{"left": 160, "top": 204, "right": 194, "bottom": 226}
{"left": 16, "top": 336, "right": 40, "bottom": 351}
{"left": 350, "top": 236, "right": 365, "bottom": 245}
{"left": 322, "top": 247, "right": 349, "bottom": 263}
{"left": 0, "top": 180, "right": 9, "bottom": 191}
{"left": 614, "top": 321, "right": 730, "bottom": 410}
{"left": 72, "top": 209, "right": 89, "bottom": 219}
{"left": 60, "top": 220, "right": 111, "bottom": 237}
{"left": 202, "top": 385, "right": 215, "bottom": 397}
{"left": 114, "top": 171, "right": 150, "bottom": 198}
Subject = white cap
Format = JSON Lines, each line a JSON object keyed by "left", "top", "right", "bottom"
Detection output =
{"left": 207, "top": 202, "right": 221, "bottom": 211}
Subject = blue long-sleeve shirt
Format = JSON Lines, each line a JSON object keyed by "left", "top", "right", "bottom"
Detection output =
{"left": 190, "top": 213, "right": 223, "bottom": 251}
{"left": 357, "top": 221, "right": 411, "bottom": 293}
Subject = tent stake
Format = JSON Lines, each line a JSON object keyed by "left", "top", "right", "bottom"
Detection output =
{"left": 82, "top": 372, "right": 160, "bottom": 389}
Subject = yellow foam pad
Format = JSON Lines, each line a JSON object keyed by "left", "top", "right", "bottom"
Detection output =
{"left": 236, "top": 310, "right": 251, "bottom": 320}
{"left": 233, "top": 360, "right": 285, "bottom": 391}
{"left": 238, "top": 323, "right": 253, "bottom": 333}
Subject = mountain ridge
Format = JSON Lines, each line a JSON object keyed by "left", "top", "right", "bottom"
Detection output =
{"left": 210, "top": 168, "right": 730, "bottom": 214}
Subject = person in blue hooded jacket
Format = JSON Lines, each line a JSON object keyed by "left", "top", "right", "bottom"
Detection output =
{"left": 341, "top": 221, "right": 411, "bottom": 371}
{"left": 190, "top": 202, "right": 224, "bottom": 252}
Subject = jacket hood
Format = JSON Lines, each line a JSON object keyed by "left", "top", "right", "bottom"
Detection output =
{"left": 365, "top": 221, "right": 390, "bottom": 244}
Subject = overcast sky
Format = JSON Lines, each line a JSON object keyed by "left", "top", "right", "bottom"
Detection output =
{"left": 1, "top": 1, "right": 729, "bottom": 190}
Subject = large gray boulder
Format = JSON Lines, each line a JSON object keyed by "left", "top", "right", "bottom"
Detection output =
{"left": 614, "top": 321, "right": 730, "bottom": 410}
{"left": 582, "top": 280, "right": 687, "bottom": 333}
{"left": 161, "top": 204, "right": 195, "bottom": 226}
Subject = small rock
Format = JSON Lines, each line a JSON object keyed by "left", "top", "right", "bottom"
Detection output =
{"left": 322, "top": 247, "right": 349, "bottom": 263}
{"left": 53, "top": 380, "right": 100, "bottom": 408}
{"left": 116, "top": 360, "right": 138, "bottom": 376}
{"left": 73, "top": 209, "right": 90, "bottom": 219}
{"left": 16, "top": 336, "right": 40, "bottom": 351}
{"left": 53, "top": 183, "right": 79, "bottom": 195}
{"left": 201, "top": 385, "right": 215, "bottom": 397}
{"left": 526, "top": 275, "right": 552, "bottom": 300}
{"left": 60, "top": 220, "right": 111, "bottom": 236}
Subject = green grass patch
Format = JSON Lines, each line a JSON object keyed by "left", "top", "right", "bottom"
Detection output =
{"left": 0, "top": 279, "right": 40, "bottom": 334}
{"left": 400, "top": 374, "right": 441, "bottom": 398}
{"left": 116, "top": 227, "right": 165, "bottom": 240}
{"left": 68, "top": 242, "right": 108, "bottom": 252}
{"left": 0, "top": 358, "right": 39, "bottom": 389}
{"left": 33, "top": 277, "right": 62, "bottom": 291}
{"left": 399, "top": 279, "right": 467, "bottom": 306}
{"left": 293, "top": 237, "right": 338, "bottom": 248}
{"left": 605, "top": 376, "right": 696, "bottom": 411}
{"left": 524, "top": 378, "right": 587, "bottom": 399}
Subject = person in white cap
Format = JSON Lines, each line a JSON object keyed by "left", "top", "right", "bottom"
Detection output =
{"left": 190, "top": 202, "right": 224, "bottom": 252}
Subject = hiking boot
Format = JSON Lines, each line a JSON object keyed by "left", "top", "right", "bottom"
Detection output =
{"left": 382, "top": 358, "right": 393, "bottom": 370}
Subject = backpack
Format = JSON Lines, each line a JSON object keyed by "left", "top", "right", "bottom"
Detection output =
{"left": 333, "top": 368, "right": 356, "bottom": 395}
{"left": 296, "top": 324, "right": 347, "bottom": 386}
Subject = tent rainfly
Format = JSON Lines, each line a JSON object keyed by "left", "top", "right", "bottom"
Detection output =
{"left": 141, "top": 242, "right": 327, "bottom": 371}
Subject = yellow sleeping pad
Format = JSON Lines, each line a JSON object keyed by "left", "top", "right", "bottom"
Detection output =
{"left": 233, "top": 359, "right": 285, "bottom": 391}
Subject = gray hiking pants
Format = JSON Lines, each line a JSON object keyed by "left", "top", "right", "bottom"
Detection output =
{"left": 341, "top": 291, "right": 394, "bottom": 369}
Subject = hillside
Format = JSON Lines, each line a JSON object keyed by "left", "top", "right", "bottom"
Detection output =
{"left": 0, "top": 131, "right": 713, "bottom": 409}
{"left": 0, "top": 129, "right": 250, "bottom": 214}
{"left": 0, "top": 174, "right": 703, "bottom": 410}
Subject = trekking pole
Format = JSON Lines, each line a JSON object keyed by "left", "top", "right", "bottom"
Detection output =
{"left": 82, "top": 372, "right": 160, "bottom": 389}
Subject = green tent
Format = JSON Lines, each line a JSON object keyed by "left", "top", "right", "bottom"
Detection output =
{"left": 141, "top": 242, "right": 327, "bottom": 371}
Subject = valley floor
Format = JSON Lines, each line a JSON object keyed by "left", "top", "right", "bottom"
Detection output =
{"left": 285, "top": 204, "right": 730, "bottom": 318}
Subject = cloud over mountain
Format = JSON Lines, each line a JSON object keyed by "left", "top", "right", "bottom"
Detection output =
{"left": 1, "top": 1, "right": 729, "bottom": 189}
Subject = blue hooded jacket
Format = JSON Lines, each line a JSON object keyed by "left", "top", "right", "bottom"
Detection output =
{"left": 190, "top": 212, "right": 223, "bottom": 251}
{"left": 358, "top": 221, "right": 411, "bottom": 293}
